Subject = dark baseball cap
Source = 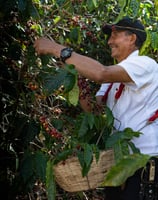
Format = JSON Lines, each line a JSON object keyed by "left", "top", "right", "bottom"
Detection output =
{"left": 102, "top": 17, "right": 147, "bottom": 45}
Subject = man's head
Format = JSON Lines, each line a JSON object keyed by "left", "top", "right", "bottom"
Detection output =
{"left": 102, "top": 17, "right": 147, "bottom": 49}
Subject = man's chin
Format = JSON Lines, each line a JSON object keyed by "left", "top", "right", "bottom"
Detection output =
{"left": 111, "top": 52, "right": 117, "bottom": 59}
{"left": 111, "top": 52, "right": 120, "bottom": 61}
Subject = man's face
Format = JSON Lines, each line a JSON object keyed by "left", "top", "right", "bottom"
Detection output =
{"left": 108, "top": 30, "right": 135, "bottom": 62}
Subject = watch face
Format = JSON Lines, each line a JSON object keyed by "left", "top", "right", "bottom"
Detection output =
{"left": 63, "top": 50, "right": 71, "bottom": 57}
{"left": 60, "top": 48, "right": 73, "bottom": 62}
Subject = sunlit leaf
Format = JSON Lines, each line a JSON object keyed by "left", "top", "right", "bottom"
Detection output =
{"left": 31, "top": 24, "right": 43, "bottom": 36}
{"left": 151, "top": 32, "right": 158, "bottom": 50}
{"left": 54, "top": 16, "right": 61, "bottom": 25}
{"left": 68, "top": 80, "right": 79, "bottom": 106}
{"left": 102, "top": 154, "right": 150, "bottom": 186}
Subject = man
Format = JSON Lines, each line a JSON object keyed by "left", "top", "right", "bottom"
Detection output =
{"left": 34, "top": 17, "right": 158, "bottom": 200}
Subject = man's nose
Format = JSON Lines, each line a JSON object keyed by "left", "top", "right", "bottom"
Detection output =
{"left": 107, "top": 36, "right": 112, "bottom": 45}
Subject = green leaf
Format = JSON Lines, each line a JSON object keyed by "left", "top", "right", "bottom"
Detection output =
{"left": 118, "top": 0, "right": 125, "bottom": 8}
{"left": 77, "top": 143, "right": 94, "bottom": 177}
{"left": 82, "top": 163, "right": 92, "bottom": 177}
{"left": 31, "top": 24, "right": 43, "bottom": 36}
{"left": 8, "top": 42, "right": 21, "bottom": 60}
{"left": 87, "top": 0, "right": 98, "bottom": 11}
{"left": 34, "top": 151, "right": 47, "bottom": 182}
{"left": 76, "top": 112, "right": 96, "bottom": 138}
{"left": 39, "top": 68, "right": 76, "bottom": 95}
{"left": 151, "top": 32, "right": 158, "bottom": 50}
{"left": 46, "top": 160, "right": 56, "bottom": 200}
{"left": 123, "top": 128, "right": 141, "bottom": 138}
{"left": 64, "top": 64, "right": 78, "bottom": 75}
{"left": 26, "top": 45, "right": 37, "bottom": 67}
{"left": 106, "top": 128, "right": 141, "bottom": 161}
{"left": 129, "top": 0, "right": 140, "bottom": 18}
{"left": 94, "top": 114, "right": 107, "bottom": 130}
{"left": 77, "top": 144, "right": 93, "bottom": 177}
{"left": 68, "top": 79, "right": 79, "bottom": 106}
{"left": 20, "top": 151, "right": 47, "bottom": 190}
{"left": 84, "top": 144, "right": 93, "bottom": 167}
{"left": 106, "top": 128, "right": 141, "bottom": 148}
{"left": 54, "top": 16, "right": 61, "bottom": 25}
{"left": 18, "top": 0, "right": 27, "bottom": 11}
{"left": 54, "top": 149, "right": 73, "bottom": 164}
{"left": 77, "top": 150, "right": 85, "bottom": 169}
{"left": 105, "top": 107, "right": 114, "bottom": 127}
{"left": 40, "top": 55, "right": 52, "bottom": 66}
{"left": 77, "top": 114, "right": 90, "bottom": 138}
{"left": 56, "top": 0, "right": 71, "bottom": 7}
{"left": 87, "top": 113, "right": 95, "bottom": 129}
{"left": 15, "top": 117, "right": 40, "bottom": 147}
{"left": 140, "top": 30, "right": 151, "bottom": 55}
{"left": 102, "top": 154, "right": 150, "bottom": 186}
{"left": 92, "top": 145, "right": 100, "bottom": 162}
{"left": 128, "top": 141, "right": 140, "bottom": 154}
{"left": 155, "top": 0, "right": 158, "bottom": 15}
{"left": 113, "top": 142, "right": 124, "bottom": 162}
{"left": 20, "top": 151, "right": 34, "bottom": 183}
{"left": 69, "top": 27, "right": 81, "bottom": 44}
{"left": 21, "top": 119, "right": 40, "bottom": 147}
{"left": 29, "top": 3, "right": 40, "bottom": 19}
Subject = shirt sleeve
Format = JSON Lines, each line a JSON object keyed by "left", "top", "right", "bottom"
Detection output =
{"left": 96, "top": 83, "right": 111, "bottom": 96}
{"left": 119, "top": 56, "right": 155, "bottom": 89}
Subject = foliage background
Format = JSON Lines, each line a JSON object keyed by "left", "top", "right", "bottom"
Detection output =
{"left": 0, "top": 0, "right": 157, "bottom": 199}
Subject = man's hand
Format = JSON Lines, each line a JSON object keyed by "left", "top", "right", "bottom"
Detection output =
{"left": 34, "top": 37, "right": 56, "bottom": 55}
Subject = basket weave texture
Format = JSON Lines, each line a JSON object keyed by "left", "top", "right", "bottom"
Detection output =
{"left": 54, "top": 149, "right": 114, "bottom": 192}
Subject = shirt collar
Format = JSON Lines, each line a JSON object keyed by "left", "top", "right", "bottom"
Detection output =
{"left": 127, "top": 50, "right": 139, "bottom": 58}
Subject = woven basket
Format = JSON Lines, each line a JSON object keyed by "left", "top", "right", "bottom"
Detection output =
{"left": 54, "top": 149, "right": 114, "bottom": 192}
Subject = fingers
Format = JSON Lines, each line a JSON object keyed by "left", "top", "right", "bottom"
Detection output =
{"left": 33, "top": 40, "right": 40, "bottom": 55}
{"left": 33, "top": 37, "right": 54, "bottom": 55}
{"left": 33, "top": 38, "right": 45, "bottom": 55}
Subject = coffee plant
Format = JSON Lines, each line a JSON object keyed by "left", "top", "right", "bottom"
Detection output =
{"left": 0, "top": 0, "right": 157, "bottom": 199}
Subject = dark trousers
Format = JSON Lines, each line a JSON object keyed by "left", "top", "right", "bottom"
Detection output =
{"left": 105, "top": 157, "right": 158, "bottom": 200}
{"left": 105, "top": 169, "right": 142, "bottom": 200}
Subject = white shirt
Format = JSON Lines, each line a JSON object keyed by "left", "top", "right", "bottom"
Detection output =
{"left": 96, "top": 50, "right": 158, "bottom": 156}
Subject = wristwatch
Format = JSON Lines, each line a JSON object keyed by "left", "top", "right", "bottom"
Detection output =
{"left": 60, "top": 47, "right": 73, "bottom": 63}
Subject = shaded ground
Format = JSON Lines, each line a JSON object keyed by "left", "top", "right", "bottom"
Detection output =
{"left": 16, "top": 181, "right": 106, "bottom": 200}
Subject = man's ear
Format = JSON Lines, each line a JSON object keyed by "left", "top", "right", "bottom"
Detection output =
{"left": 130, "top": 33, "right": 137, "bottom": 44}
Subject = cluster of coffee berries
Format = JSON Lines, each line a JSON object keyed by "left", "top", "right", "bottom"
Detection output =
{"left": 77, "top": 76, "right": 91, "bottom": 100}
{"left": 71, "top": 15, "right": 81, "bottom": 26}
{"left": 28, "top": 81, "right": 39, "bottom": 91}
{"left": 68, "top": 14, "right": 97, "bottom": 42}
{"left": 39, "top": 116, "right": 62, "bottom": 139}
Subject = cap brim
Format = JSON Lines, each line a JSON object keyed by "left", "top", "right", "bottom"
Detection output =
{"left": 102, "top": 24, "right": 113, "bottom": 35}
{"left": 102, "top": 24, "right": 130, "bottom": 35}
